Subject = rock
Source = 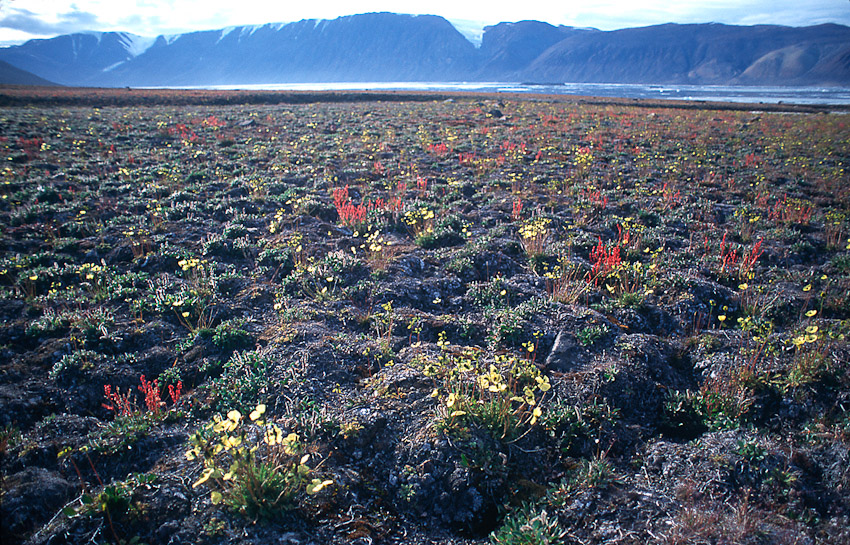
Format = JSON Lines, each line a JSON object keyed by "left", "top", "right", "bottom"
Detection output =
{"left": 545, "top": 330, "right": 582, "bottom": 372}
{"left": 0, "top": 467, "right": 75, "bottom": 542}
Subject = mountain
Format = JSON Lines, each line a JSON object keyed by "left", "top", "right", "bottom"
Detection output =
{"left": 101, "top": 13, "right": 478, "bottom": 86}
{"left": 0, "top": 31, "right": 156, "bottom": 85}
{"left": 0, "top": 60, "right": 58, "bottom": 86}
{"left": 521, "top": 23, "right": 850, "bottom": 85}
{"left": 0, "top": 13, "right": 848, "bottom": 87}
{"left": 477, "top": 21, "right": 592, "bottom": 78}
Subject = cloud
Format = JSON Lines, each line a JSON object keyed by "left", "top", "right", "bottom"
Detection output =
{"left": 0, "top": 7, "right": 104, "bottom": 35}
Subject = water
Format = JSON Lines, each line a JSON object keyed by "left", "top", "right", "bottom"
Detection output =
{"left": 177, "top": 81, "right": 850, "bottom": 106}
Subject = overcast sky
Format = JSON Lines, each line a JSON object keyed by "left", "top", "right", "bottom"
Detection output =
{"left": 1, "top": 0, "right": 849, "bottom": 46}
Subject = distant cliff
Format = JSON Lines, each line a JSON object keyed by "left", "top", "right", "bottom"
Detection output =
{"left": 1, "top": 13, "right": 847, "bottom": 87}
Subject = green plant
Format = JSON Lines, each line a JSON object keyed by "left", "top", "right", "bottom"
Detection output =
{"left": 468, "top": 276, "right": 511, "bottom": 309}
{"left": 26, "top": 307, "right": 71, "bottom": 337}
{"left": 87, "top": 413, "right": 155, "bottom": 455}
{"left": 541, "top": 398, "right": 620, "bottom": 453}
{"left": 61, "top": 468, "right": 156, "bottom": 545}
{"left": 208, "top": 349, "right": 276, "bottom": 413}
{"left": 576, "top": 324, "right": 608, "bottom": 347}
{"left": 665, "top": 382, "right": 752, "bottom": 432}
{"left": 62, "top": 473, "right": 156, "bottom": 519}
{"left": 545, "top": 456, "right": 620, "bottom": 507}
{"left": 204, "top": 318, "right": 253, "bottom": 351}
{"left": 50, "top": 349, "right": 102, "bottom": 380}
{"left": 490, "top": 503, "right": 566, "bottom": 545}
{"left": 486, "top": 307, "right": 527, "bottom": 348}
{"left": 186, "top": 404, "right": 332, "bottom": 521}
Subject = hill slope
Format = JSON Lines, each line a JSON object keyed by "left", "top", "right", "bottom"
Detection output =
{"left": 0, "top": 60, "right": 58, "bottom": 86}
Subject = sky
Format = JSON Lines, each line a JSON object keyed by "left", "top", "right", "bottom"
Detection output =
{"left": 1, "top": 0, "right": 849, "bottom": 46}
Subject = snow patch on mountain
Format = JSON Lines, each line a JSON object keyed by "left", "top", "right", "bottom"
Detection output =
{"left": 218, "top": 27, "right": 237, "bottom": 43}
{"left": 117, "top": 32, "right": 157, "bottom": 57}
{"left": 448, "top": 19, "right": 486, "bottom": 47}
{"left": 102, "top": 61, "right": 125, "bottom": 72}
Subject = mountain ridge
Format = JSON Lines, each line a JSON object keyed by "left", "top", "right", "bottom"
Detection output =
{"left": 1, "top": 13, "right": 848, "bottom": 87}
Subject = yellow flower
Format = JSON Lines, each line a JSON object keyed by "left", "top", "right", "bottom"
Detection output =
{"left": 306, "top": 479, "right": 334, "bottom": 495}
{"left": 805, "top": 310, "right": 817, "bottom": 317}
{"left": 803, "top": 284, "right": 812, "bottom": 292}
{"left": 193, "top": 467, "right": 214, "bottom": 488}
{"left": 265, "top": 425, "right": 283, "bottom": 445}
{"left": 530, "top": 407, "right": 543, "bottom": 425}
{"left": 250, "top": 404, "right": 266, "bottom": 421}
{"left": 535, "top": 376, "right": 551, "bottom": 392}
{"left": 446, "top": 393, "right": 456, "bottom": 408}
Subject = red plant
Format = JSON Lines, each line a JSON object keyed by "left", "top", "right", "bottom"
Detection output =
{"left": 768, "top": 195, "right": 813, "bottom": 225}
{"left": 138, "top": 375, "right": 164, "bottom": 416}
{"left": 18, "top": 137, "right": 44, "bottom": 159}
{"left": 661, "top": 182, "right": 682, "bottom": 209}
{"left": 512, "top": 198, "right": 523, "bottom": 221}
{"left": 333, "top": 185, "right": 403, "bottom": 230}
{"left": 458, "top": 152, "right": 476, "bottom": 165}
{"left": 589, "top": 238, "right": 622, "bottom": 285}
{"left": 102, "top": 384, "right": 135, "bottom": 416}
{"left": 102, "top": 375, "right": 182, "bottom": 418}
{"left": 200, "top": 115, "right": 225, "bottom": 128}
{"left": 427, "top": 142, "right": 449, "bottom": 156}
{"left": 719, "top": 232, "right": 763, "bottom": 280}
{"left": 582, "top": 187, "right": 608, "bottom": 210}
{"left": 168, "top": 381, "right": 183, "bottom": 405}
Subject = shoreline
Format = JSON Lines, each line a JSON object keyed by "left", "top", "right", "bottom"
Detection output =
{"left": 0, "top": 85, "right": 847, "bottom": 113}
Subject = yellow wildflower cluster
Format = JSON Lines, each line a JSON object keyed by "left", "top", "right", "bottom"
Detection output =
{"left": 77, "top": 262, "right": 104, "bottom": 281}
{"left": 186, "top": 404, "right": 333, "bottom": 515}
{"left": 426, "top": 348, "right": 552, "bottom": 437}
{"left": 790, "top": 323, "right": 820, "bottom": 348}
{"left": 543, "top": 257, "right": 591, "bottom": 304}
{"left": 402, "top": 208, "right": 434, "bottom": 239}
{"left": 518, "top": 216, "right": 552, "bottom": 258}
{"left": 269, "top": 209, "right": 285, "bottom": 234}
{"left": 351, "top": 229, "right": 395, "bottom": 270}
{"left": 178, "top": 258, "right": 204, "bottom": 272}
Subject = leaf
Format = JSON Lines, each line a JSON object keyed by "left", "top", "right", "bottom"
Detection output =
{"left": 210, "top": 491, "right": 223, "bottom": 504}
{"left": 62, "top": 506, "right": 78, "bottom": 517}
{"left": 81, "top": 493, "right": 94, "bottom": 505}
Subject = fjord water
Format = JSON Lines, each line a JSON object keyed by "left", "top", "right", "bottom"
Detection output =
{"left": 182, "top": 82, "right": 850, "bottom": 105}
